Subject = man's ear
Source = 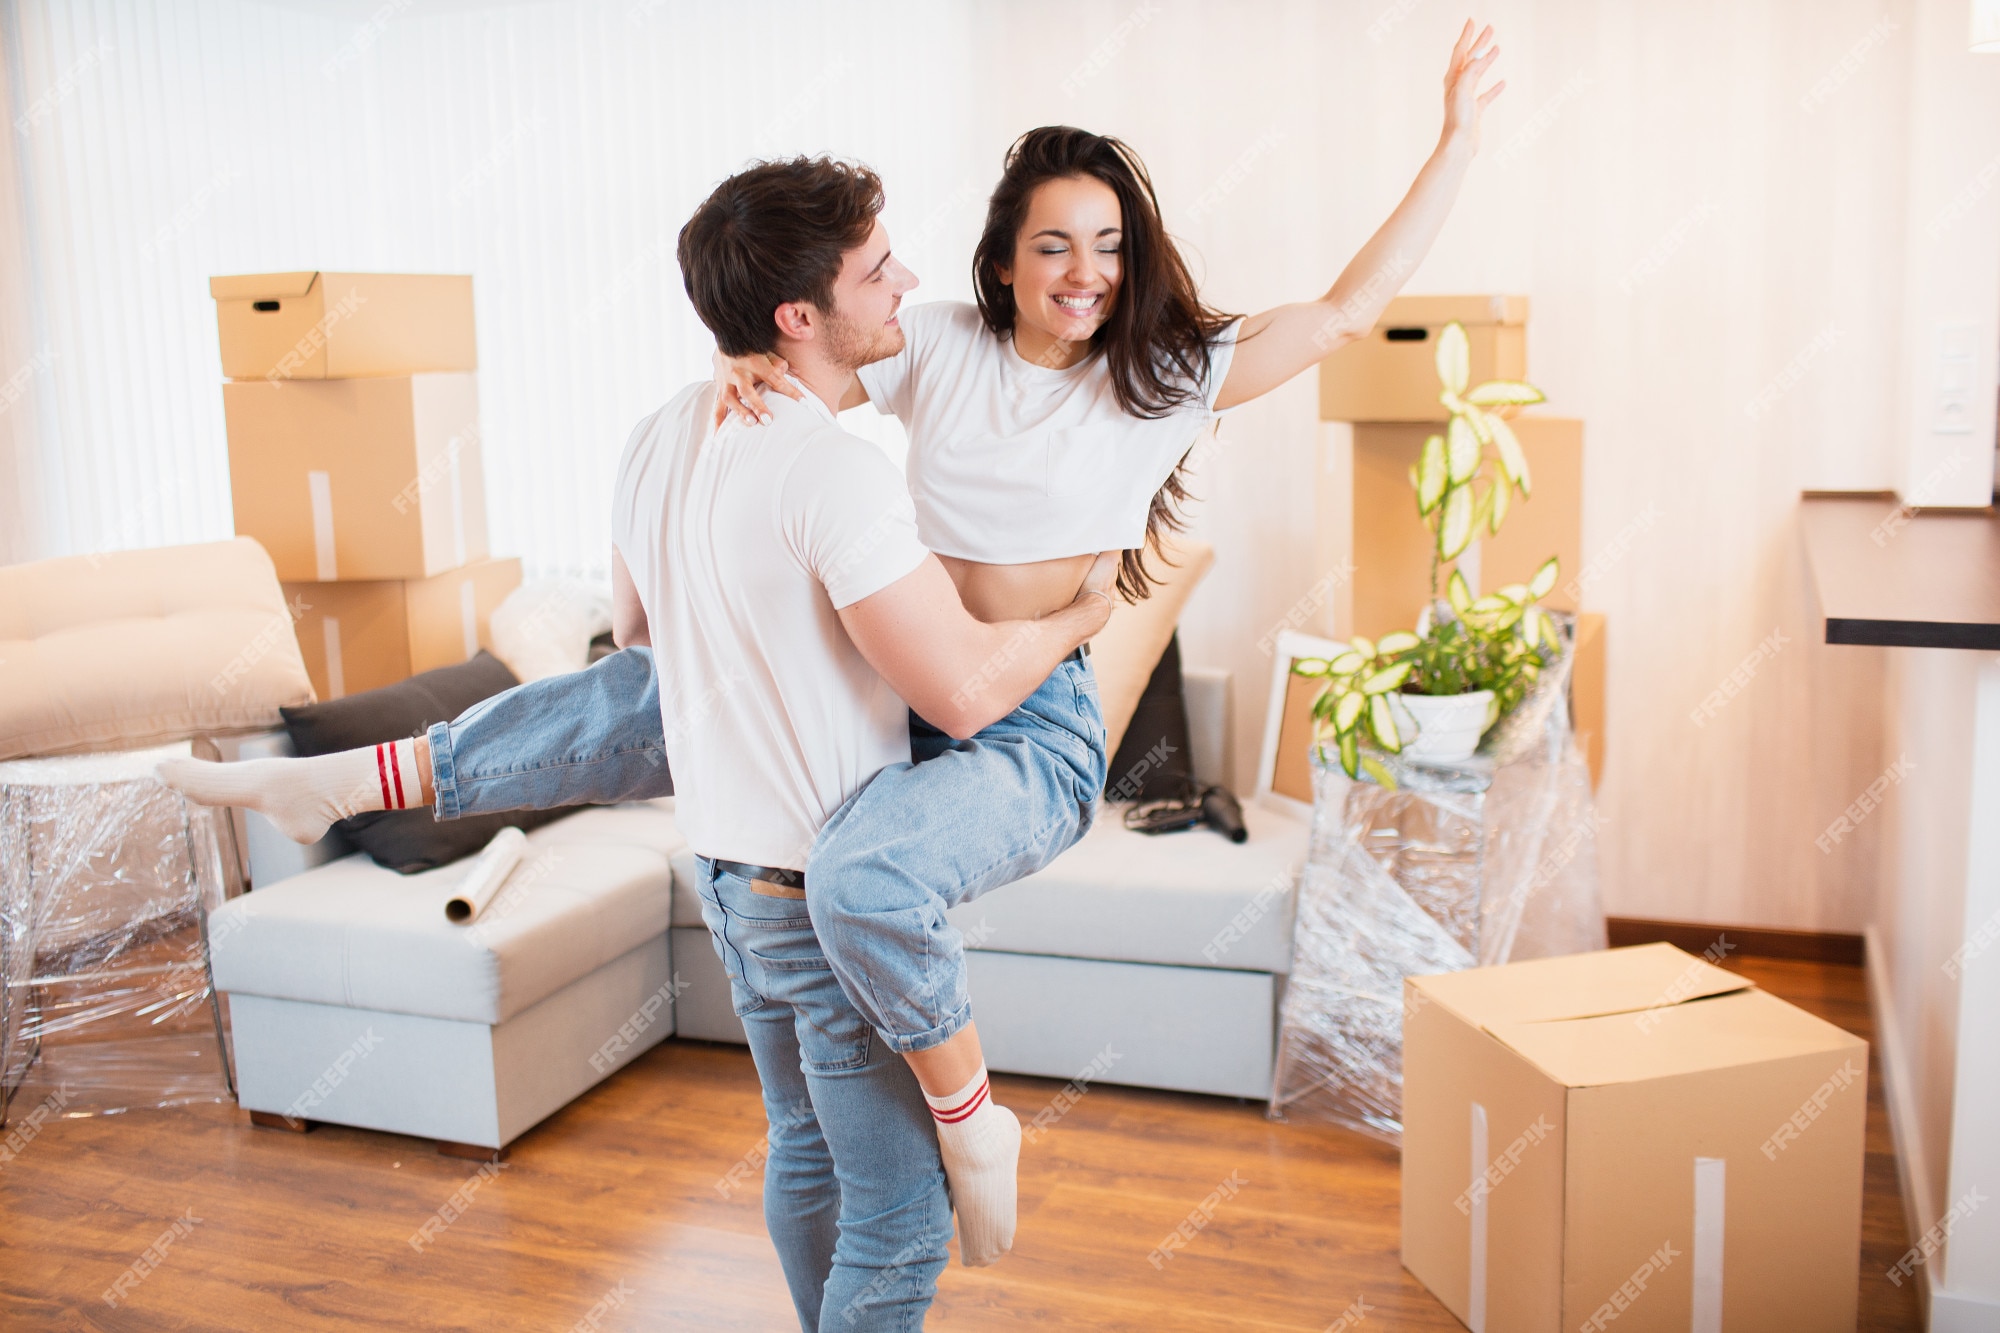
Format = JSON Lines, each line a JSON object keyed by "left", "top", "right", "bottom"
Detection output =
{"left": 773, "top": 301, "right": 814, "bottom": 342}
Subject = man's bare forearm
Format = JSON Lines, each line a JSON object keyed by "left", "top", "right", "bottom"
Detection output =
{"left": 936, "top": 594, "right": 1109, "bottom": 737}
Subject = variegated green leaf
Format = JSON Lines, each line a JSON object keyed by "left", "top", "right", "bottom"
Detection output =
{"left": 1447, "top": 569, "right": 1473, "bottom": 616}
{"left": 1334, "top": 689, "right": 1366, "bottom": 733}
{"left": 1338, "top": 729, "right": 1360, "bottom": 778}
{"left": 1376, "top": 630, "right": 1421, "bottom": 655}
{"left": 1446, "top": 415, "right": 1481, "bottom": 484}
{"left": 1496, "top": 582, "right": 1530, "bottom": 605}
{"left": 1436, "top": 321, "right": 1470, "bottom": 397}
{"left": 1438, "top": 484, "right": 1475, "bottom": 560}
{"left": 1464, "top": 380, "right": 1546, "bottom": 407}
{"left": 1328, "top": 650, "right": 1367, "bottom": 676}
{"left": 1417, "top": 434, "right": 1449, "bottom": 514}
{"left": 1489, "top": 476, "right": 1511, "bottom": 533}
{"left": 1350, "top": 635, "right": 1377, "bottom": 662}
{"left": 1470, "top": 594, "right": 1509, "bottom": 615}
{"left": 1358, "top": 754, "right": 1398, "bottom": 789}
{"left": 1362, "top": 660, "right": 1413, "bottom": 694}
{"left": 1469, "top": 482, "right": 1495, "bottom": 537}
{"left": 1369, "top": 693, "right": 1403, "bottom": 752}
{"left": 1528, "top": 555, "right": 1559, "bottom": 600}
{"left": 1490, "top": 413, "right": 1530, "bottom": 496}
{"left": 1465, "top": 406, "right": 1493, "bottom": 445}
{"left": 1292, "top": 656, "right": 1332, "bottom": 676}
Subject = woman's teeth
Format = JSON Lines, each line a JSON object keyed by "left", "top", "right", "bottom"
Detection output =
{"left": 1053, "top": 294, "right": 1100, "bottom": 313}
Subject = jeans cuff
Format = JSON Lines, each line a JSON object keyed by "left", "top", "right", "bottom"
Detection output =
{"left": 425, "top": 721, "right": 461, "bottom": 820}
{"left": 877, "top": 998, "right": 974, "bottom": 1055}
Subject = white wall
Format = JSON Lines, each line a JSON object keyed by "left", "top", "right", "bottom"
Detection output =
{"left": 970, "top": 0, "right": 1972, "bottom": 933}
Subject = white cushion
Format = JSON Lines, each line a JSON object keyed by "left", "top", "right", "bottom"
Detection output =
{"left": 211, "top": 804, "right": 686, "bottom": 1025}
{"left": 947, "top": 798, "right": 1309, "bottom": 974}
{"left": 0, "top": 538, "right": 315, "bottom": 760}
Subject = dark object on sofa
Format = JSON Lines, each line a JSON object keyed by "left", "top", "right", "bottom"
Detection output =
{"left": 280, "top": 652, "right": 575, "bottom": 874}
{"left": 1105, "top": 632, "right": 1196, "bottom": 802}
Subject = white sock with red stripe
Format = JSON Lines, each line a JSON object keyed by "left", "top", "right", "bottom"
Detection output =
{"left": 156, "top": 738, "right": 424, "bottom": 845}
{"left": 923, "top": 1066, "right": 1020, "bottom": 1267}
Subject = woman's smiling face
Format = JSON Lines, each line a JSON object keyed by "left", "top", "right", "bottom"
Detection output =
{"left": 995, "top": 174, "right": 1123, "bottom": 361}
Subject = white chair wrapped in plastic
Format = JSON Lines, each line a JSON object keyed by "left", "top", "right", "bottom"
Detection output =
{"left": 1269, "top": 616, "right": 1607, "bottom": 1142}
{"left": 0, "top": 742, "right": 241, "bottom": 1130}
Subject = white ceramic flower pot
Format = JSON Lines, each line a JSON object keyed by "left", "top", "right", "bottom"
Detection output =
{"left": 1397, "top": 689, "right": 1495, "bottom": 762}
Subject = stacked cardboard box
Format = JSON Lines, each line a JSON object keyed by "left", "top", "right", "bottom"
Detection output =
{"left": 1316, "top": 295, "right": 1606, "bottom": 786}
{"left": 212, "top": 272, "right": 521, "bottom": 701}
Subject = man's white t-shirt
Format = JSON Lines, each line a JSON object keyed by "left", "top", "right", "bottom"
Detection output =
{"left": 611, "top": 379, "right": 929, "bottom": 869}
{"left": 857, "top": 301, "right": 1242, "bottom": 564}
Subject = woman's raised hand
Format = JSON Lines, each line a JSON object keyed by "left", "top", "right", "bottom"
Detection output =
{"left": 1441, "top": 19, "right": 1505, "bottom": 154}
{"left": 711, "top": 348, "right": 804, "bottom": 427}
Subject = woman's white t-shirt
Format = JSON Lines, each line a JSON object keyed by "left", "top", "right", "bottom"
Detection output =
{"left": 857, "top": 301, "right": 1242, "bottom": 564}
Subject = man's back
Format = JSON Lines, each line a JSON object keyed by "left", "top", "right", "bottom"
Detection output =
{"left": 611, "top": 380, "right": 928, "bottom": 868}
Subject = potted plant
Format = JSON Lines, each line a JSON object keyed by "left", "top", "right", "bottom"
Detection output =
{"left": 1294, "top": 322, "right": 1562, "bottom": 785}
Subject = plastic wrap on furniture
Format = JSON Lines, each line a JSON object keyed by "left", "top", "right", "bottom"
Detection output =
{"left": 1269, "top": 621, "right": 1607, "bottom": 1141}
{"left": 1, "top": 744, "right": 240, "bottom": 1126}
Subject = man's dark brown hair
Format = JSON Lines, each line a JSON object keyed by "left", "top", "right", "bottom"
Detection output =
{"left": 677, "top": 157, "right": 885, "bottom": 357}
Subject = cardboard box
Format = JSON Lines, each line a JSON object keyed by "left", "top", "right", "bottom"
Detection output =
{"left": 1320, "top": 295, "right": 1527, "bottom": 423}
{"left": 283, "top": 557, "right": 522, "bottom": 701}
{"left": 210, "top": 272, "right": 476, "bottom": 381}
{"left": 1403, "top": 944, "right": 1867, "bottom": 1333}
{"left": 1570, "top": 612, "right": 1606, "bottom": 788}
{"left": 224, "top": 373, "right": 487, "bottom": 583}
{"left": 1319, "top": 416, "right": 1583, "bottom": 641}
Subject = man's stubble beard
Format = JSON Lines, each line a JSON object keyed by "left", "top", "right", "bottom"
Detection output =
{"left": 822, "top": 304, "right": 907, "bottom": 374}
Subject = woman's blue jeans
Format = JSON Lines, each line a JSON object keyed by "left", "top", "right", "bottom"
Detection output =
{"left": 425, "top": 645, "right": 1108, "bottom": 1055}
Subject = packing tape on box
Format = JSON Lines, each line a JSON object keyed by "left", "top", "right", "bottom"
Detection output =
{"left": 1468, "top": 1101, "right": 1488, "bottom": 1333}
{"left": 1692, "top": 1157, "right": 1725, "bottom": 1333}
{"left": 445, "top": 826, "right": 528, "bottom": 924}
{"left": 308, "top": 470, "right": 337, "bottom": 580}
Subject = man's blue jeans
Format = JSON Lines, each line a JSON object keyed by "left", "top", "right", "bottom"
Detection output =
{"left": 425, "top": 646, "right": 1108, "bottom": 1053}
{"left": 694, "top": 858, "right": 949, "bottom": 1332}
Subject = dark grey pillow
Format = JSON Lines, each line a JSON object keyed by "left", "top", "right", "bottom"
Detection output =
{"left": 279, "top": 652, "right": 575, "bottom": 874}
{"left": 1105, "top": 633, "right": 1196, "bottom": 802}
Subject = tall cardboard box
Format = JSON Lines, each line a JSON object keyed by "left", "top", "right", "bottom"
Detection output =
{"left": 223, "top": 373, "right": 487, "bottom": 583}
{"left": 283, "top": 557, "right": 522, "bottom": 701}
{"left": 1320, "top": 295, "right": 1527, "bottom": 422}
{"left": 1403, "top": 944, "right": 1867, "bottom": 1333}
{"left": 1316, "top": 417, "right": 1584, "bottom": 641}
{"left": 1571, "top": 613, "right": 1606, "bottom": 788}
{"left": 210, "top": 272, "right": 476, "bottom": 381}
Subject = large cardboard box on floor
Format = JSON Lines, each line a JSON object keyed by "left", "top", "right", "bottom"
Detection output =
{"left": 283, "top": 557, "right": 521, "bottom": 701}
{"left": 210, "top": 272, "right": 476, "bottom": 381}
{"left": 223, "top": 373, "right": 486, "bottom": 583}
{"left": 1402, "top": 944, "right": 1867, "bottom": 1333}
{"left": 1319, "top": 294, "right": 1527, "bottom": 422}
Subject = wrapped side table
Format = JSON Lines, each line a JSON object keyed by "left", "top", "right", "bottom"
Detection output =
{"left": 1, "top": 744, "right": 241, "bottom": 1130}
{"left": 1269, "top": 623, "right": 1605, "bottom": 1141}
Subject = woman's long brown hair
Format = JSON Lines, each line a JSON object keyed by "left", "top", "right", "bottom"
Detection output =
{"left": 972, "top": 126, "right": 1239, "bottom": 602}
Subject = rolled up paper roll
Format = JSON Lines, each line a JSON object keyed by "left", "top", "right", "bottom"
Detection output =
{"left": 445, "top": 826, "right": 529, "bottom": 924}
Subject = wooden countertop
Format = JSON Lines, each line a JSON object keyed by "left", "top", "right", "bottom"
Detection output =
{"left": 1802, "top": 494, "right": 2000, "bottom": 650}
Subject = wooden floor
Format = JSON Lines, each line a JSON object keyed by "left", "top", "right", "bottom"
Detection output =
{"left": 0, "top": 956, "right": 1921, "bottom": 1331}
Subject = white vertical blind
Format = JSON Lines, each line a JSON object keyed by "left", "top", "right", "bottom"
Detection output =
{"left": 4, "top": 0, "right": 977, "bottom": 574}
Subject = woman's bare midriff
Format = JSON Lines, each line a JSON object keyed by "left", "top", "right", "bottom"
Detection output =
{"left": 940, "top": 553, "right": 1101, "bottom": 624}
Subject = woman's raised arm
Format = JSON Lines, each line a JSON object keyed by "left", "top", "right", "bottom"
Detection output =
{"left": 1213, "top": 20, "right": 1505, "bottom": 411}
